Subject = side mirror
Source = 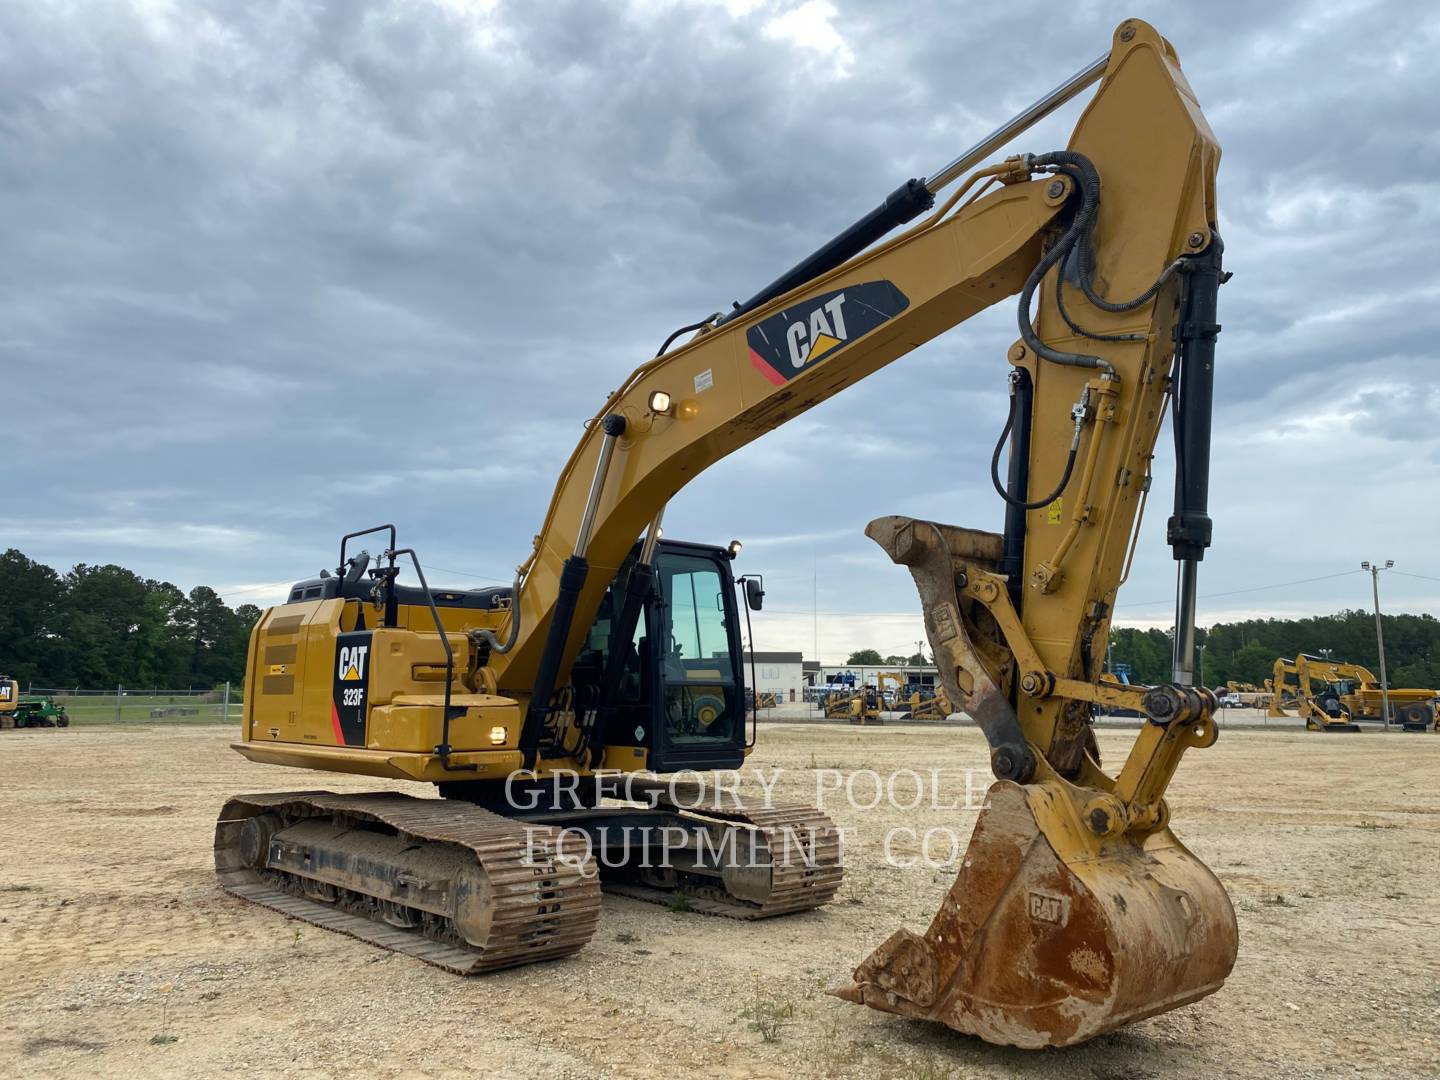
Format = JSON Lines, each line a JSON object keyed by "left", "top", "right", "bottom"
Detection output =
{"left": 743, "top": 576, "right": 765, "bottom": 612}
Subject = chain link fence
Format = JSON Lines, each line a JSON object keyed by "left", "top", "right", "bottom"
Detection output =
{"left": 18, "top": 684, "right": 244, "bottom": 726}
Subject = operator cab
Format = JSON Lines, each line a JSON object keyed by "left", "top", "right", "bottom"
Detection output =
{"left": 576, "top": 539, "right": 753, "bottom": 773}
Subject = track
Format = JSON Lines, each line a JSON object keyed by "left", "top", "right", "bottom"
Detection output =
{"left": 595, "top": 776, "right": 844, "bottom": 918}
{"left": 214, "top": 791, "right": 602, "bottom": 973}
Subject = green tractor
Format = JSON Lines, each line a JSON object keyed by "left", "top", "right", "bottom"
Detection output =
{"left": 0, "top": 677, "right": 69, "bottom": 729}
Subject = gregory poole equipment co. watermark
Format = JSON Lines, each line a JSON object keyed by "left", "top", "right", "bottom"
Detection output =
{"left": 502, "top": 766, "right": 996, "bottom": 812}
{"left": 509, "top": 766, "right": 996, "bottom": 874}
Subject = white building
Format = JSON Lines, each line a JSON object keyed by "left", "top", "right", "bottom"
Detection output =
{"left": 742, "top": 651, "right": 805, "bottom": 704}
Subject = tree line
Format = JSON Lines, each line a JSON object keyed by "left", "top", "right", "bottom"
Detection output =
{"left": 0, "top": 549, "right": 261, "bottom": 690}
{"left": 842, "top": 608, "right": 1440, "bottom": 692}
{"left": 1109, "top": 609, "right": 1440, "bottom": 690}
{"left": 846, "top": 649, "right": 927, "bottom": 666}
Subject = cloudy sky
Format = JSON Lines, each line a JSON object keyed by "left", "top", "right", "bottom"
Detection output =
{"left": 5, "top": 0, "right": 1438, "bottom": 660}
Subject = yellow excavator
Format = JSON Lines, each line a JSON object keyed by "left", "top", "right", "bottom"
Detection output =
{"left": 876, "top": 670, "right": 907, "bottom": 707}
{"left": 218, "top": 20, "right": 1234, "bottom": 1049}
{"left": 1269, "top": 654, "right": 1436, "bottom": 731}
{"left": 1267, "top": 656, "right": 1356, "bottom": 730}
{"left": 0, "top": 676, "right": 16, "bottom": 729}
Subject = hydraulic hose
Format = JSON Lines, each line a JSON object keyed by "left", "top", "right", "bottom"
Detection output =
{"left": 989, "top": 387, "right": 1081, "bottom": 510}
{"left": 997, "top": 149, "right": 1196, "bottom": 513}
{"left": 655, "top": 314, "right": 720, "bottom": 358}
{"left": 1013, "top": 152, "right": 1114, "bottom": 377}
{"left": 473, "top": 570, "right": 524, "bottom": 656}
{"left": 1054, "top": 249, "right": 1146, "bottom": 343}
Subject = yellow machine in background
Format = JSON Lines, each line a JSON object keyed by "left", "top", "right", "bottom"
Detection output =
{"left": 823, "top": 685, "right": 882, "bottom": 724}
{"left": 1266, "top": 656, "right": 1352, "bottom": 730}
{"left": 1317, "top": 659, "right": 1436, "bottom": 730}
{"left": 220, "top": 20, "right": 1234, "bottom": 1048}
{"left": 1267, "top": 658, "right": 1302, "bottom": 715}
{"left": 898, "top": 686, "right": 954, "bottom": 721}
{"left": 1269, "top": 654, "right": 1435, "bottom": 731}
{"left": 0, "top": 676, "right": 16, "bottom": 729}
{"left": 876, "top": 670, "right": 907, "bottom": 707}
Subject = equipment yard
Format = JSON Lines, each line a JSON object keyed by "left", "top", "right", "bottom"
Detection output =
{"left": 2, "top": 721, "right": 1435, "bottom": 1080}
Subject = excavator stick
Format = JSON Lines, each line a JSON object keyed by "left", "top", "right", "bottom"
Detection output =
{"left": 829, "top": 19, "right": 1237, "bottom": 1046}
{"left": 835, "top": 781, "right": 1236, "bottom": 1048}
{"left": 835, "top": 514, "right": 1238, "bottom": 1046}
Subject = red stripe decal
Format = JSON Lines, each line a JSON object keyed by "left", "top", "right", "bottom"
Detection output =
{"left": 330, "top": 701, "right": 345, "bottom": 745}
{"left": 749, "top": 347, "right": 787, "bottom": 386}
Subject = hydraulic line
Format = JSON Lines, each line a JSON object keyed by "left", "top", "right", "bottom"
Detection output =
{"left": 996, "top": 149, "right": 1196, "bottom": 515}
{"left": 1013, "top": 152, "right": 1113, "bottom": 377}
{"left": 1054, "top": 252, "right": 1146, "bottom": 343}
{"left": 474, "top": 570, "right": 524, "bottom": 656}
{"left": 1014, "top": 150, "right": 1192, "bottom": 369}
{"left": 990, "top": 387, "right": 1080, "bottom": 511}
{"left": 654, "top": 314, "right": 720, "bottom": 358}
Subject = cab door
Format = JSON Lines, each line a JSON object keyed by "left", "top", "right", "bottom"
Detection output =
{"left": 648, "top": 550, "right": 745, "bottom": 772}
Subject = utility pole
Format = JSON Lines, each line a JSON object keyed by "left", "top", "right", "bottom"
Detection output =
{"left": 812, "top": 554, "right": 818, "bottom": 666}
{"left": 1361, "top": 560, "right": 1394, "bottom": 730}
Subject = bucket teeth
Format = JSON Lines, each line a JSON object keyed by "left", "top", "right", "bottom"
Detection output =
{"left": 834, "top": 781, "right": 1237, "bottom": 1048}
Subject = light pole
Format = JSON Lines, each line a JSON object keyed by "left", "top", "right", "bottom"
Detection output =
{"left": 1197, "top": 642, "right": 1207, "bottom": 689}
{"left": 1361, "top": 560, "right": 1394, "bottom": 730}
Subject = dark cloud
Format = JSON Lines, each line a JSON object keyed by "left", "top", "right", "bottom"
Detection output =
{"left": 5, "top": 0, "right": 1437, "bottom": 658}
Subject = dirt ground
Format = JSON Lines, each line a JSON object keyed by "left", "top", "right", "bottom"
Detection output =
{"left": 1, "top": 722, "right": 1437, "bottom": 1079}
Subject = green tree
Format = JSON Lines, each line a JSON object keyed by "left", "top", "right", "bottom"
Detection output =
{"left": 0, "top": 551, "right": 266, "bottom": 689}
{"left": 0, "top": 549, "right": 64, "bottom": 685}
{"left": 847, "top": 649, "right": 884, "bottom": 665}
{"left": 54, "top": 563, "right": 153, "bottom": 688}
{"left": 1107, "top": 626, "right": 1173, "bottom": 685}
{"left": 133, "top": 580, "right": 190, "bottom": 686}
{"left": 181, "top": 586, "right": 239, "bottom": 687}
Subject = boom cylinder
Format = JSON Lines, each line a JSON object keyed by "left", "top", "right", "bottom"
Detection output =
{"left": 719, "top": 51, "right": 1109, "bottom": 327}
{"left": 520, "top": 414, "right": 627, "bottom": 765}
{"left": 925, "top": 54, "right": 1108, "bottom": 194}
{"left": 719, "top": 180, "right": 934, "bottom": 324}
{"left": 589, "top": 510, "right": 664, "bottom": 764}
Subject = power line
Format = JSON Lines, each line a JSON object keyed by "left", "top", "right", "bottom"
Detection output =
{"left": 1115, "top": 568, "right": 1366, "bottom": 610}
{"left": 216, "top": 564, "right": 1433, "bottom": 612}
{"left": 420, "top": 563, "right": 512, "bottom": 585}
{"left": 1388, "top": 569, "right": 1440, "bottom": 586}
{"left": 217, "top": 561, "right": 512, "bottom": 603}
{"left": 218, "top": 580, "right": 296, "bottom": 598}
{"left": 770, "top": 569, "right": 1375, "bottom": 617}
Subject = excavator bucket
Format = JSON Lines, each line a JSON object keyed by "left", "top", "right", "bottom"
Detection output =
{"left": 834, "top": 780, "right": 1237, "bottom": 1048}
